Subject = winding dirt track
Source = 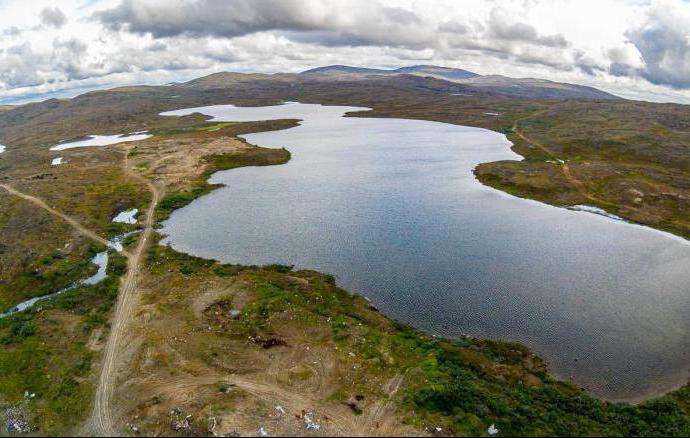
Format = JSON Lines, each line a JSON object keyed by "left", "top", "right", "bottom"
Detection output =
{"left": 84, "top": 150, "right": 161, "bottom": 436}
{"left": 0, "top": 183, "right": 121, "bottom": 253}
{"left": 511, "top": 117, "right": 607, "bottom": 206}
{"left": 512, "top": 117, "right": 651, "bottom": 220}
{"left": 1, "top": 155, "right": 156, "bottom": 436}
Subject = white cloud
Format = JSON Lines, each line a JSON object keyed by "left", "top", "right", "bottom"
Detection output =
{"left": 1, "top": 0, "right": 690, "bottom": 104}
{"left": 41, "top": 7, "right": 67, "bottom": 28}
{"left": 624, "top": 0, "right": 690, "bottom": 89}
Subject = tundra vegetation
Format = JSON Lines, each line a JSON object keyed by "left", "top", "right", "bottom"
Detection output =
{"left": 0, "top": 72, "right": 688, "bottom": 435}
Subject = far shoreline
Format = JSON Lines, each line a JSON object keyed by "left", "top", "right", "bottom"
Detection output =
{"left": 156, "top": 101, "right": 689, "bottom": 403}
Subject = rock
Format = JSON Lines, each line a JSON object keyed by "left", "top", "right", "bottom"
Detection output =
{"left": 345, "top": 397, "right": 364, "bottom": 415}
{"left": 5, "top": 406, "right": 29, "bottom": 434}
{"left": 284, "top": 276, "right": 309, "bottom": 286}
{"left": 169, "top": 408, "right": 195, "bottom": 434}
{"left": 303, "top": 412, "right": 321, "bottom": 431}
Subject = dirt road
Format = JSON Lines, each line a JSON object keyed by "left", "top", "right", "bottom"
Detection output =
{"left": 511, "top": 117, "right": 611, "bottom": 207}
{"left": 0, "top": 168, "right": 156, "bottom": 435}
{"left": 84, "top": 149, "right": 162, "bottom": 436}
{"left": 0, "top": 183, "right": 121, "bottom": 252}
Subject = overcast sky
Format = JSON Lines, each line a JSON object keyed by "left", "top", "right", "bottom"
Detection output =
{"left": 2, "top": 0, "right": 690, "bottom": 104}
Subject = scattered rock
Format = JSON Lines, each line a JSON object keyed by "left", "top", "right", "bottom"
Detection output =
{"left": 4, "top": 405, "right": 29, "bottom": 434}
{"left": 344, "top": 397, "right": 363, "bottom": 415}
{"left": 252, "top": 337, "right": 287, "bottom": 349}
{"left": 305, "top": 418, "right": 320, "bottom": 431}
{"left": 628, "top": 188, "right": 645, "bottom": 198}
{"left": 207, "top": 416, "right": 217, "bottom": 433}
{"left": 169, "top": 408, "right": 197, "bottom": 434}
{"left": 428, "top": 425, "right": 453, "bottom": 436}
{"left": 284, "top": 276, "right": 309, "bottom": 286}
{"left": 299, "top": 411, "right": 321, "bottom": 431}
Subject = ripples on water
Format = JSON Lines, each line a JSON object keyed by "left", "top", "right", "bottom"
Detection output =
{"left": 160, "top": 102, "right": 690, "bottom": 402}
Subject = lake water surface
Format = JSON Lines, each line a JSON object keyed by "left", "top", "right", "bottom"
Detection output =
{"left": 161, "top": 102, "right": 690, "bottom": 402}
{"left": 112, "top": 208, "right": 139, "bottom": 224}
{"left": 50, "top": 133, "right": 151, "bottom": 151}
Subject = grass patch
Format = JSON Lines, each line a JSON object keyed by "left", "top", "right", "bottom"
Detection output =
{"left": 408, "top": 344, "right": 690, "bottom": 436}
{"left": 0, "top": 245, "right": 105, "bottom": 311}
{"left": 0, "top": 249, "right": 125, "bottom": 435}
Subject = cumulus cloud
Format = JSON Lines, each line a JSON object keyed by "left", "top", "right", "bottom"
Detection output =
{"left": 0, "top": 38, "right": 94, "bottom": 89}
{"left": 0, "top": 43, "right": 44, "bottom": 88}
{"left": 3, "top": 0, "right": 690, "bottom": 103}
{"left": 437, "top": 20, "right": 469, "bottom": 35}
{"left": 2, "top": 26, "right": 21, "bottom": 36}
{"left": 97, "top": 0, "right": 431, "bottom": 49}
{"left": 94, "top": 0, "right": 578, "bottom": 73}
{"left": 486, "top": 9, "right": 568, "bottom": 48}
{"left": 624, "top": 0, "right": 690, "bottom": 89}
{"left": 41, "top": 7, "right": 67, "bottom": 28}
{"left": 434, "top": 8, "right": 574, "bottom": 73}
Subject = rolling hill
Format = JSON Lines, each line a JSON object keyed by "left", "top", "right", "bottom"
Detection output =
{"left": 301, "top": 64, "right": 619, "bottom": 100}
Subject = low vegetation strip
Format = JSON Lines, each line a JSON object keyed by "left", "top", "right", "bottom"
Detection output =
{"left": 0, "top": 250, "right": 127, "bottom": 435}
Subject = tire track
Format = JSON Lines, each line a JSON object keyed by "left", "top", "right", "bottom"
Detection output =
{"left": 0, "top": 183, "right": 124, "bottom": 253}
{"left": 84, "top": 148, "right": 161, "bottom": 436}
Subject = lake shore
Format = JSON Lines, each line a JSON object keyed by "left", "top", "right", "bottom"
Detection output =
{"left": 1, "top": 91, "right": 688, "bottom": 435}
{"left": 159, "top": 103, "right": 690, "bottom": 403}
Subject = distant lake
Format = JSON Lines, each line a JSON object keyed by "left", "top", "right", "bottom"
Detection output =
{"left": 161, "top": 102, "right": 690, "bottom": 402}
{"left": 49, "top": 133, "right": 151, "bottom": 151}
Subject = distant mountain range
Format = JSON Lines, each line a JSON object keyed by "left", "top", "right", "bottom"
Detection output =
{"left": 302, "top": 64, "right": 480, "bottom": 81}
{"left": 301, "top": 65, "right": 619, "bottom": 100}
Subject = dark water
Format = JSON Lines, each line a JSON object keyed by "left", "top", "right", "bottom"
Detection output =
{"left": 161, "top": 103, "right": 690, "bottom": 402}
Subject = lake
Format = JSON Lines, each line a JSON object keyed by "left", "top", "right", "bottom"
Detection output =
{"left": 160, "top": 102, "right": 690, "bottom": 402}
{"left": 49, "top": 133, "right": 151, "bottom": 151}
